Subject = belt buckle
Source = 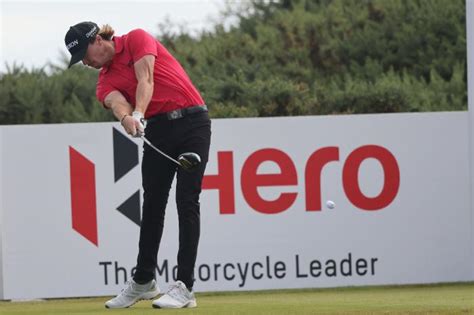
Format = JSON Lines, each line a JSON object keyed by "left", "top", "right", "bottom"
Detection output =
{"left": 168, "top": 109, "right": 183, "bottom": 120}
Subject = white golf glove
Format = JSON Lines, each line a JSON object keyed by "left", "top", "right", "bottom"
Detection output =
{"left": 131, "top": 111, "right": 146, "bottom": 137}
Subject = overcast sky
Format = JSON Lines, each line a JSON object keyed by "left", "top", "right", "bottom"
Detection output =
{"left": 0, "top": 0, "right": 237, "bottom": 72}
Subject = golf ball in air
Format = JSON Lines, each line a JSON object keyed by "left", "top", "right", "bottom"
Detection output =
{"left": 326, "top": 200, "right": 335, "bottom": 209}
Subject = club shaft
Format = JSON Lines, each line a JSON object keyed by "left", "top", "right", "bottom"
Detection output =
{"left": 141, "top": 136, "right": 181, "bottom": 166}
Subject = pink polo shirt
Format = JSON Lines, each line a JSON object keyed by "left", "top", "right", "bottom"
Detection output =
{"left": 96, "top": 28, "right": 204, "bottom": 118}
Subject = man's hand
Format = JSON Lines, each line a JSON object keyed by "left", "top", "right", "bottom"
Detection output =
{"left": 121, "top": 111, "right": 146, "bottom": 137}
{"left": 132, "top": 111, "right": 146, "bottom": 136}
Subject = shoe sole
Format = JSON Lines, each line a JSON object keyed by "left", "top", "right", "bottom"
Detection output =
{"left": 152, "top": 300, "right": 197, "bottom": 309}
{"left": 105, "top": 288, "right": 161, "bottom": 309}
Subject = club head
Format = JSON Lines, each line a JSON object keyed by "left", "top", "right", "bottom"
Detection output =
{"left": 177, "top": 152, "right": 201, "bottom": 171}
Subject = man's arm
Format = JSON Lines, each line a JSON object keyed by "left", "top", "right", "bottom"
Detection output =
{"left": 104, "top": 90, "right": 132, "bottom": 119}
{"left": 134, "top": 55, "right": 155, "bottom": 115}
{"left": 104, "top": 91, "right": 141, "bottom": 136}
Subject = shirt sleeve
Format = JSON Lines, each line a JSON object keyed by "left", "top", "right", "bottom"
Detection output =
{"left": 126, "top": 28, "right": 158, "bottom": 62}
{"left": 96, "top": 75, "right": 116, "bottom": 105}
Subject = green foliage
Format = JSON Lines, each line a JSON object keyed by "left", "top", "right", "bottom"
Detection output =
{"left": 0, "top": 0, "right": 467, "bottom": 124}
{"left": 166, "top": 0, "right": 466, "bottom": 118}
{"left": 0, "top": 64, "right": 114, "bottom": 124}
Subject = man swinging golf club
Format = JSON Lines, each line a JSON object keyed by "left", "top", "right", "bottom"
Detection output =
{"left": 64, "top": 21, "right": 211, "bottom": 309}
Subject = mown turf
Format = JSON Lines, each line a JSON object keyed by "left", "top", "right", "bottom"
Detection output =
{"left": 1, "top": 282, "right": 473, "bottom": 315}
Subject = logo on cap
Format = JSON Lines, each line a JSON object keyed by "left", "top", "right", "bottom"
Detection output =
{"left": 86, "top": 26, "right": 97, "bottom": 38}
{"left": 66, "top": 39, "right": 79, "bottom": 50}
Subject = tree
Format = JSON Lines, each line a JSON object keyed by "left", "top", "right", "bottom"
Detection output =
{"left": 0, "top": 0, "right": 467, "bottom": 124}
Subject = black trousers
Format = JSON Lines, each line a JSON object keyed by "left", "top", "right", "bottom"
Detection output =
{"left": 133, "top": 110, "right": 211, "bottom": 289}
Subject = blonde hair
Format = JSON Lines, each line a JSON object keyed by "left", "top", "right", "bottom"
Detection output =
{"left": 98, "top": 24, "right": 115, "bottom": 41}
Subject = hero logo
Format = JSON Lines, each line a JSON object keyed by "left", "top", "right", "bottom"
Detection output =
{"left": 69, "top": 128, "right": 400, "bottom": 247}
{"left": 203, "top": 146, "right": 400, "bottom": 214}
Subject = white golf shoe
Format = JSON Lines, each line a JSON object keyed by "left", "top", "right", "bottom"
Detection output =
{"left": 152, "top": 280, "right": 197, "bottom": 309}
{"left": 105, "top": 279, "right": 160, "bottom": 309}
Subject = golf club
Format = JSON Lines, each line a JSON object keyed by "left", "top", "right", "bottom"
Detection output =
{"left": 141, "top": 135, "right": 201, "bottom": 171}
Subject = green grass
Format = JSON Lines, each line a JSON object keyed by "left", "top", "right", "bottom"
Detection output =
{"left": 1, "top": 283, "right": 473, "bottom": 315}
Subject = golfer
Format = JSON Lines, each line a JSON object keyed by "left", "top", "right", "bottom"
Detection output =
{"left": 64, "top": 21, "right": 211, "bottom": 309}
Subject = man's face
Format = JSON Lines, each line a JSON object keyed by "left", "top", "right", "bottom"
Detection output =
{"left": 82, "top": 36, "right": 111, "bottom": 69}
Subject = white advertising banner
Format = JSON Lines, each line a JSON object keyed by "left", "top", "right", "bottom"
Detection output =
{"left": 0, "top": 112, "right": 471, "bottom": 300}
{"left": 0, "top": 127, "right": 4, "bottom": 299}
{"left": 467, "top": 0, "right": 474, "bottom": 281}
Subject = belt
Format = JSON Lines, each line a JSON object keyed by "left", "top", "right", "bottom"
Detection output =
{"left": 147, "top": 105, "right": 208, "bottom": 123}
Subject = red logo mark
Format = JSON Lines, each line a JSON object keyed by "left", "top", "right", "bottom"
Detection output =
{"left": 69, "top": 147, "right": 98, "bottom": 246}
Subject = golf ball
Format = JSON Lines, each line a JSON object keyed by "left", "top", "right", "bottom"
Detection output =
{"left": 326, "top": 200, "right": 335, "bottom": 209}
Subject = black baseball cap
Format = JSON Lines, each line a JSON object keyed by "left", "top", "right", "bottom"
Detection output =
{"left": 64, "top": 21, "right": 99, "bottom": 68}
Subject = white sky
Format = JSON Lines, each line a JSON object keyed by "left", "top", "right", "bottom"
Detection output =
{"left": 0, "top": 0, "right": 238, "bottom": 72}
